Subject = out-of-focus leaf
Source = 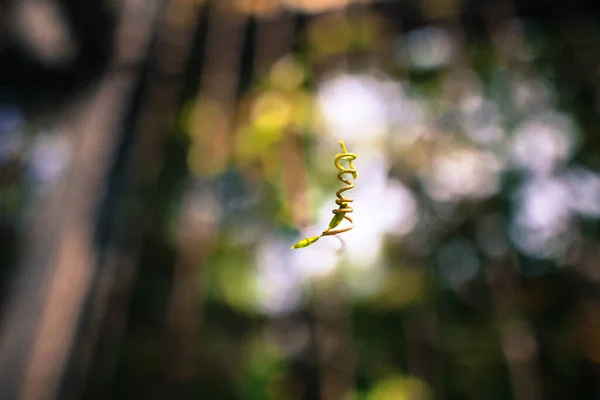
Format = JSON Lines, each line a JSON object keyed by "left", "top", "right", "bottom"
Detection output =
{"left": 269, "top": 56, "right": 306, "bottom": 91}
{"left": 368, "top": 375, "right": 432, "bottom": 400}
{"left": 291, "top": 235, "right": 320, "bottom": 249}
{"left": 251, "top": 90, "right": 292, "bottom": 130}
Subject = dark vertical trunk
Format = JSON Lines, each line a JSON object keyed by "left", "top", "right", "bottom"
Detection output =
{"left": 0, "top": 0, "right": 163, "bottom": 398}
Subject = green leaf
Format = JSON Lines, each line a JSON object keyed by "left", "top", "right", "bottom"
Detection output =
{"left": 291, "top": 235, "right": 321, "bottom": 249}
{"left": 327, "top": 213, "right": 345, "bottom": 230}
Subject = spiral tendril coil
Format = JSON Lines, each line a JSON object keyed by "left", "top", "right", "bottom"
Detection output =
{"left": 321, "top": 140, "right": 357, "bottom": 236}
{"left": 291, "top": 140, "right": 358, "bottom": 249}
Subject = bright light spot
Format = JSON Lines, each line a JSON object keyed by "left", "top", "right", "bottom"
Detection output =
{"left": 291, "top": 235, "right": 338, "bottom": 279}
{"left": 317, "top": 74, "right": 394, "bottom": 143}
{"left": 257, "top": 237, "right": 305, "bottom": 316}
{"left": 401, "top": 27, "right": 454, "bottom": 70}
{"left": 564, "top": 167, "right": 600, "bottom": 218}
{"left": 426, "top": 147, "right": 502, "bottom": 201}
{"left": 386, "top": 180, "right": 420, "bottom": 236}
{"left": 511, "top": 111, "right": 578, "bottom": 175}
{"left": 436, "top": 239, "right": 480, "bottom": 289}
{"left": 516, "top": 178, "right": 570, "bottom": 230}
{"left": 26, "top": 131, "right": 72, "bottom": 185}
{"left": 509, "top": 176, "right": 573, "bottom": 259}
{"left": 509, "top": 166, "right": 600, "bottom": 261}
{"left": 389, "top": 85, "right": 428, "bottom": 147}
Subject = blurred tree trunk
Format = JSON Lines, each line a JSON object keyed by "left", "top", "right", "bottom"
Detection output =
{"left": 72, "top": 0, "right": 209, "bottom": 398}
{"left": 0, "top": 0, "right": 162, "bottom": 399}
{"left": 165, "top": 2, "right": 247, "bottom": 388}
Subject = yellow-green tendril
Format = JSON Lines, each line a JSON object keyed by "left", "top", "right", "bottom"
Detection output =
{"left": 291, "top": 140, "right": 357, "bottom": 249}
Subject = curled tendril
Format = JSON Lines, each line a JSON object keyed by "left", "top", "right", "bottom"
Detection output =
{"left": 292, "top": 140, "right": 358, "bottom": 249}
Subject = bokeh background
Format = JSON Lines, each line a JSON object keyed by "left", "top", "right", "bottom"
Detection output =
{"left": 1, "top": 0, "right": 600, "bottom": 399}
